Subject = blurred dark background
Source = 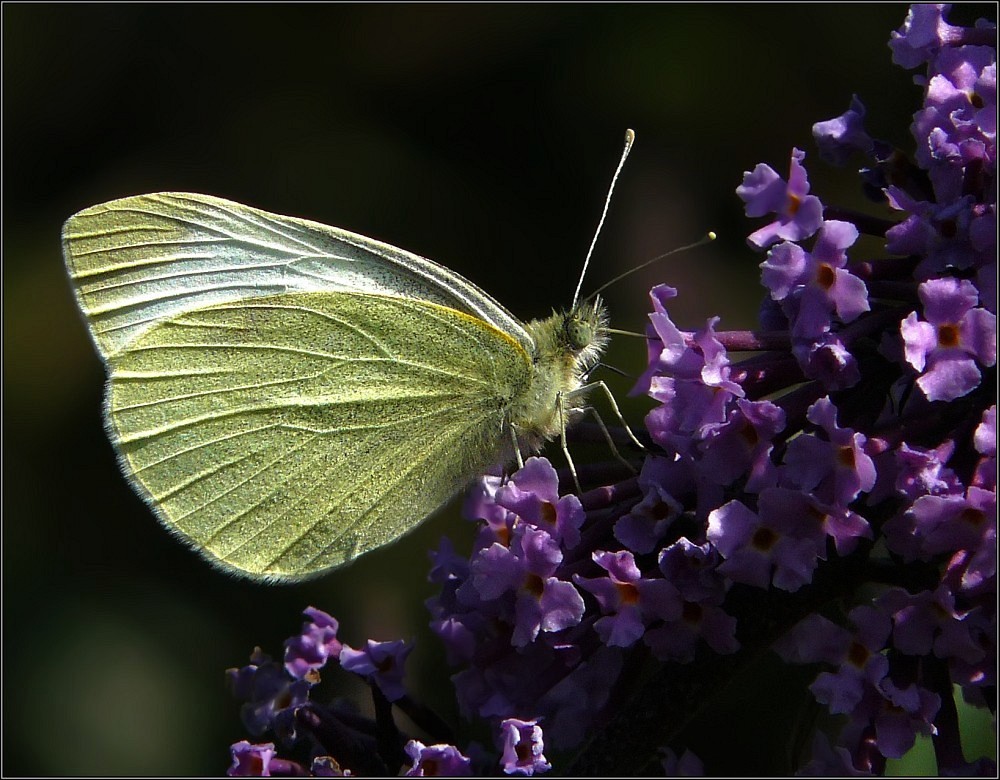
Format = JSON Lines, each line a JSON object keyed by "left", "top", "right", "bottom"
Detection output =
{"left": 4, "top": 4, "right": 994, "bottom": 775}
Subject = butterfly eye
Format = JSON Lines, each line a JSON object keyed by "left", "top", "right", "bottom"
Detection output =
{"left": 565, "top": 317, "right": 593, "bottom": 351}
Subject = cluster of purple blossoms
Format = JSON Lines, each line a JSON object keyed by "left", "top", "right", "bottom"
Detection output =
{"left": 225, "top": 6, "right": 995, "bottom": 775}
{"left": 226, "top": 603, "right": 547, "bottom": 776}
{"left": 226, "top": 606, "right": 479, "bottom": 776}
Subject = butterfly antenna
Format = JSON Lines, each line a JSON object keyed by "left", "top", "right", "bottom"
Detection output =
{"left": 584, "top": 231, "right": 717, "bottom": 303}
{"left": 571, "top": 128, "right": 635, "bottom": 311}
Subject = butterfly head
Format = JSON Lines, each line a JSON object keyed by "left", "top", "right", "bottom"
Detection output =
{"left": 563, "top": 295, "right": 609, "bottom": 371}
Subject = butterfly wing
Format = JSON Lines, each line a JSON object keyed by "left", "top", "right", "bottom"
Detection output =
{"left": 106, "top": 290, "right": 532, "bottom": 580}
{"left": 62, "top": 192, "right": 532, "bottom": 361}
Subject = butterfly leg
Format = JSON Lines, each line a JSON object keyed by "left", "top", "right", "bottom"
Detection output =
{"left": 564, "top": 380, "right": 647, "bottom": 452}
{"left": 508, "top": 423, "right": 525, "bottom": 469}
{"left": 574, "top": 404, "right": 639, "bottom": 474}
{"left": 556, "top": 399, "right": 584, "bottom": 494}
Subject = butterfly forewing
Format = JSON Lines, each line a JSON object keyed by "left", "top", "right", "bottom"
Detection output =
{"left": 62, "top": 192, "right": 532, "bottom": 360}
{"left": 105, "top": 291, "right": 532, "bottom": 580}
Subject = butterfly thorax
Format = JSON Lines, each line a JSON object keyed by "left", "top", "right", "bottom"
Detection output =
{"left": 512, "top": 297, "right": 609, "bottom": 450}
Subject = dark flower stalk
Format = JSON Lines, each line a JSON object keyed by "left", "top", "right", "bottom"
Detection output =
{"left": 225, "top": 5, "right": 996, "bottom": 775}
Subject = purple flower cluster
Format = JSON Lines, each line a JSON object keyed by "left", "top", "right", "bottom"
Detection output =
{"left": 226, "top": 607, "right": 436, "bottom": 776}
{"left": 716, "top": 5, "right": 993, "bottom": 772}
{"left": 426, "top": 3, "right": 995, "bottom": 774}
{"left": 224, "top": 6, "right": 995, "bottom": 775}
{"left": 224, "top": 605, "right": 540, "bottom": 776}
{"left": 425, "top": 454, "right": 727, "bottom": 759}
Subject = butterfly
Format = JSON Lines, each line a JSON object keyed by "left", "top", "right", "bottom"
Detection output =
{"left": 62, "top": 160, "right": 644, "bottom": 581}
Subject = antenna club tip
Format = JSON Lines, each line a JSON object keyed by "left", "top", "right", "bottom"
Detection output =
{"left": 624, "top": 128, "right": 635, "bottom": 146}
{"left": 707, "top": 230, "right": 718, "bottom": 241}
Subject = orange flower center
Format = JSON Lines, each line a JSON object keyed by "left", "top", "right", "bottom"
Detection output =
{"left": 847, "top": 640, "right": 870, "bottom": 668}
{"left": 524, "top": 573, "right": 545, "bottom": 598}
{"left": 837, "top": 445, "right": 857, "bottom": 468}
{"left": 540, "top": 501, "right": 557, "bottom": 526}
{"left": 752, "top": 526, "right": 778, "bottom": 551}
{"left": 937, "top": 323, "right": 960, "bottom": 348}
{"left": 616, "top": 581, "right": 640, "bottom": 606}
{"left": 816, "top": 263, "right": 837, "bottom": 290}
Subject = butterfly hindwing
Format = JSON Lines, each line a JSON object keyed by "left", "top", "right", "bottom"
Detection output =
{"left": 106, "top": 291, "right": 532, "bottom": 580}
